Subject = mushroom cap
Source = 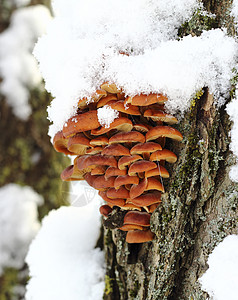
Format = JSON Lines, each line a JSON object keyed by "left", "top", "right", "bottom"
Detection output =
{"left": 107, "top": 186, "right": 130, "bottom": 199}
{"left": 123, "top": 211, "right": 151, "bottom": 226}
{"left": 109, "top": 131, "right": 145, "bottom": 144}
{"left": 102, "top": 144, "right": 130, "bottom": 156}
{"left": 146, "top": 126, "right": 183, "bottom": 142}
{"left": 150, "top": 149, "right": 177, "bottom": 163}
{"left": 63, "top": 110, "right": 100, "bottom": 137}
{"left": 99, "top": 191, "right": 125, "bottom": 207}
{"left": 84, "top": 172, "right": 98, "bottom": 187}
{"left": 91, "top": 165, "right": 107, "bottom": 175}
{"left": 60, "top": 165, "right": 87, "bottom": 181}
{"left": 90, "top": 136, "right": 109, "bottom": 146}
{"left": 145, "top": 165, "right": 170, "bottom": 178}
{"left": 128, "top": 160, "right": 157, "bottom": 176}
{"left": 145, "top": 177, "right": 164, "bottom": 193}
{"left": 77, "top": 154, "right": 117, "bottom": 170}
{"left": 133, "top": 123, "right": 151, "bottom": 133}
{"left": 100, "top": 82, "right": 121, "bottom": 94}
{"left": 67, "top": 133, "right": 91, "bottom": 155}
{"left": 91, "top": 89, "right": 107, "bottom": 101}
{"left": 53, "top": 130, "right": 73, "bottom": 155}
{"left": 144, "top": 109, "right": 178, "bottom": 124}
{"left": 118, "top": 155, "right": 142, "bottom": 170}
{"left": 86, "top": 146, "right": 103, "bottom": 155}
{"left": 105, "top": 167, "right": 127, "bottom": 179}
{"left": 97, "top": 94, "right": 118, "bottom": 108}
{"left": 109, "top": 100, "right": 140, "bottom": 115}
{"left": 126, "top": 229, "right": 155, "bottom": 243}
{"left": 77, "top": 97, "right": 88, "bottom": 109}
{"left": 130, "top": 142, "right": 162, "bottom": 155}
{"left": 130, "top": 191, "right": 161, "bottom": 206}
{"left": 91, "top": 117, "right": 133, "bottom": 135}
{"left": 121, "top": 203, "right": 142, "bottom": 211}
{"left": 126, "top": 93, "right": 168, "bottom": 106}
{"left": 114, "top": 175, "right": 139, "bottom": 189}
{"left": 99, "top": 205, "right": 112, "bottom": 217}
{"left": 93, "top": 175, "right": 116, "bottom": 191}
{"left": 120, "top": 224, "right": 144, "bottom": 231}
{"left": 129, "top": 178, "right": 147, "bottom": 199}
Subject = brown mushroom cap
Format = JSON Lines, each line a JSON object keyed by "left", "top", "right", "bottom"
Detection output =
{"left": 102, "top": 144, "right": 130, "bottom": 156}
{"left": 53, "top": 130, "right": 73, "bottom": 155}
{"left": 130, "top": 142, "right": 162, "bottom": 155}
{"left": 97, "top": 94, "right": 118, "bottom": 108}
{"left": 100, "top": 82, "right": 121, "bottom": 94}
{"left": 105, "top": 167, "right": 127, "bottom": 179}
{"left": 125, "top": 93, "right": 168, "bottom": 106}
{"left": 60, "top": 165, "right": 87, "bottom": 181}
{"left": 128, "top": 160, "right": 157, "bottom": 176}
{"left": 126, "top": 229, "right": 155, "bottom": 243}
{"left": 77, "top": 154, "right": 117, "bottom": 170}
{"left": 91, "top": 117, "right": 133, "bottom": 135}
{"left": 144, "top": 109, "right": 178, "bottom": 124}
{"left": 118, "top": 155, "right": 143, "bottom": 170}
{"left": 114, "top": 175, "right": 139, "bottom": 189}
{"left": 109, "top": 100, "right": 140, "bottom": 115}
{"left": 91, "top": 165, "right": 107, "bottom": 175}
{"left": 86, "top": 147, "right": 103, "bottom": 155}
{"left": 99, "top": 191, "right": 126, "bottom": 207}
{"left": 145, "top": 177, "right": 164, "bottom": 192}
{"left": 145, "top": 165, "right": 170, "bottom": 178}
{"left": 99, "top": 205, "right": 112, "bottom": 217}
{"left": 109, "top": 131, "right": 145, "bottom": 144}
{"left": 150, "top": 149, "right": 177, "bottom": 163}
{"left": 90, "top": 136, "right": 109, "bottom": 146}
{"left": 91, "top": 89, "right": 107, "bottom": 101}
{"left": 119, "top": 224, "right": 144, "bottom": 231}
{"left": 133, "top": 123, "right": 151, "bottom": 133}
{"left": 107, "top": 186, "right": 130, "bottom": 199}
{"left": 130, "top": 191, "right": 161, "bottom": 206}
{"left": 84, "top": 172, "right": 98, "bottom": 187}
{"left": 146, "top": 126, "right": 183, "bottom": 142}
{"left": 67, "top": 133, "right": 91, "bottom": 155}
{"left": 124, "top": 211, "right": 151, "bottom": 226}
{"left": 129, "top": 178, "right": 147, "bottom": 199}
{"left": 121, "top": 203, "right": 142, "bottom": 211}
{"left": 93, "top": 175, "right": 116, "bottom": 191}
{"left": 63, "top": 110, "right": 100, "bottom": 137}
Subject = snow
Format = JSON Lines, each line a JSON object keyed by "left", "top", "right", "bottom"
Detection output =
{"left": 199, "top": 235, "right": 238, "bottom": 300}
{"left": 25, "top": 201, "right": 105, "bottom": 300}
{"left": 97, "top": 105, "right": 119, "bottom": 128}
{"left": 0, "top": 184, "right": 43, "bottom": 275}
{"left": 33, "top": 0, "right": 238, "bottom": 139}
{"left": 0, "top": 5, "right": 51, "bottom": 120}
{"left": 226, "top": 88, "right": 238, "bottom": 182}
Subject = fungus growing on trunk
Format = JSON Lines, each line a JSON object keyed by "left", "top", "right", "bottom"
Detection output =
{"left": 53, "top": 84, "right": 183, "bottom": 243}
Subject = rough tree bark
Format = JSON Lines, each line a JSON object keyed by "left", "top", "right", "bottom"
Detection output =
{"left": 103, "top": 1, "right": 238, "bottom": 299}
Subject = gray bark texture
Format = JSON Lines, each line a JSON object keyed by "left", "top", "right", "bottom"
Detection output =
{"left": 102, "top": 1, "right": 238, "bottom": 299}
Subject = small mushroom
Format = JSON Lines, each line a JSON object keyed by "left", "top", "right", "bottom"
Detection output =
{"left": 53, "top": 130, "right": 73, "bottom": 155}
{"left": 97, "top": 94, "right": 118, "bottom": 108}
{"left": 118, "top": 155, "right": 143, "bottom": 170}
{"left": 130, "top": 191, "right": 162, "bottom": 207}
{"left": 146, "top": 126, "right": 183, "bottom": 142}
{"left": 91, "top": 117, "right": 133, "bottom": 135}
{"left": 105, "top": 167, "right": 127, "bottom": 179}
{"left": 144, "top": 109, "right": 178, "bottom": 124}
{"left": 128, "top": 160, "right": 157, "bottom": 176}
{"left": 126, "top": 229, "right": 155, "bottom": 243}
{"left": 150, "top": 149, "right": 177, "bottom": 163}
{"left": 100, "top": 82, "right": 122, "bottom": 94}
{"left": 125, "top": 93, "right": 168, "bottom": 106}
{"left": 109, "top": 131, "right": 145, "bottom": 144}
{"left": 107, "top": 186, "right": 130, "bottom": 199}
{"left": 101, "top": 144, "right": 130, "bottom": 156}
{"left": 114, "top": 175, "right": 139, "bottom": 189}
{"left": 63, "top": 110, "right": 100, "bottom": 138}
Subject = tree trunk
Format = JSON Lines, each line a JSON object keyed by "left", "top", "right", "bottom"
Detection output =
{"left": 103, "top": 2, "right": 238, "bottom": 299}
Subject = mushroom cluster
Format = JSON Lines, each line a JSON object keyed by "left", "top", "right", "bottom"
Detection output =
{"left": 53, "top": 82, "right": 183, "bottom": 243}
